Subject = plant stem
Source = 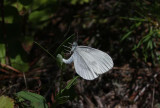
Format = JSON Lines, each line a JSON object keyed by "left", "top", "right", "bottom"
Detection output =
{"left": 0, "top": 0, "right": 10, "bottom": 65}
{"left": 34, "top": 41, "right": 56, "bottom": 60}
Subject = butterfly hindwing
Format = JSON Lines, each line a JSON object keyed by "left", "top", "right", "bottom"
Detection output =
{"left": 76, "top": 46, "right": 113, "bottom": 74}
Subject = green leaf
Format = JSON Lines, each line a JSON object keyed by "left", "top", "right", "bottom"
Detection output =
{"left": 29, "top": 10, "right": 50, "bottom": 29}
{"left": 121, "top": 17, "right": 148, "bottom": 22}
{"left": 142, "top": 31, "right": 153, "bottom": 43}
{"left": 0, "top": 43, "right": 6, "bottom": 64}
{"left": 65, "top": 76, "right": 79, "bottom": 90}
{"left": 136, "top": 39, "right": 143, "bottom": 49}
{"left": 0, "top": 96, "right": 14, "bottom": 108}
{"left": 132, "top": 45, "right": 137, "bottom": 51}
{"left": 1, "top": 5, "right": 21, "bottom": 23}
{"left": 135, "top": 22, "right": 142, "bottom": 27}
{"left": 10, "top": 54, "right": 29, "bottom": 72}
{"left": 55, "top": 76, "right": 79, "bottom": 104}
{"left": 147, "top": 40, "right": 153, "bottom": 49}
{"left": 121, "top": 31, "right": 133, "bottom": 41}
{"left": 16, "top": 91, "right": 48, "bottom": 108}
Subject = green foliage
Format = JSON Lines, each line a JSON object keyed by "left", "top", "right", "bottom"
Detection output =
{"left": 16, "top": 91, "right": 48, "bottom": 108}
{"left": 70, "top": 0, "right": 90, "bottom": 5}
{"left": 0, "top": 43, "right": 6, "bottom": 64}
{"left": 1, "top": 0, "right": 160, "bottom": 107}
{"left": 10, "top": 54, "right": 29, "bottom": 72}
{"left": 54, "top": 34, "right": 79, "bottom": 106}
{"left": 0, "top": 95, "right": 14, "bottom": 108}
{"left": 34, "top": 33, "right": 78, "bottom": 107}
{"left": 55, "top": 76, "right": 79, "bottom": 105}
{"left": 120, "top": 1, "right": 160, "bottom": 64}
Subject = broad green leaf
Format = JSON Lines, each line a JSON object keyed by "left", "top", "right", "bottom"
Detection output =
{"left": 10, "top": 54, "right": 29, "bottom": 72}
{"left": 29, "top": 10, "right": 51, "bottom": 29}
{"left": 16, "top": 91, "right": 48, "bottom": 108}
{"left": 0, "top": 95, "right": 14, "bottom": 108}
{"left": 2, "top": 5, "right": 21, "bottom": 23}
{"left": 29, "top": 10, "right": 49, "bottom": 22}
{"left": 0, "top": 43, "right": 6, "bottom": 64}
{"left": 12, "top": 2, "right": 24, "bottom": 12}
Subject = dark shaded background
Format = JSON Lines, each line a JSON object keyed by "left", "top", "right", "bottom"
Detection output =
{"left": 0, "top": 0, "right": 160, "bottom": 108}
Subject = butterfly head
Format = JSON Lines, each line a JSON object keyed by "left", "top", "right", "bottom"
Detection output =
{"left": 71, "top": 42, "right": 78, "bottom": 52}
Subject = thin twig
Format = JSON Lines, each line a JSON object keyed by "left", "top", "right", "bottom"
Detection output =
{"left": 151, "top": 80, "right": 155, "bottom": 108}
{"left": 0, "top": 63, "right": 21, "bottom": 73}
{"left": 23, "top": 72, "right": 28, "bottom": 89}
{"left": 64, "top": 26, "right": 70, "bottom": 37}
{"left": 0, "top": 83, "right": 20, "bottom": 95}
{"left": 134, "top": 73, "right": 158, "bottom": 102}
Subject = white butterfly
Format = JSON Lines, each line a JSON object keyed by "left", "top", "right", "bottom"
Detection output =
{"left": 62, "top": 42, "right": 113, "bottom": 80}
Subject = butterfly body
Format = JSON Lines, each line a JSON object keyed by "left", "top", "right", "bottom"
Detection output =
{"left": 62, "top": 42, "right": 113, "bottom": 80}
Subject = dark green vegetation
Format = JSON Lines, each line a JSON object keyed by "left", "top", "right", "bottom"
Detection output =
{"left": 0, "top": 0, "right": 160, "bottom": 107}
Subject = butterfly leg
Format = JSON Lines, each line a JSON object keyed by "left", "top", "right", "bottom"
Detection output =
{"left": 62, "top": 55, "right": 73, "bottom": 64}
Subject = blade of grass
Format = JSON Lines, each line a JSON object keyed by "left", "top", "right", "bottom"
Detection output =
{"left": 34, "top": 41, "right": 56, "bottom": 61}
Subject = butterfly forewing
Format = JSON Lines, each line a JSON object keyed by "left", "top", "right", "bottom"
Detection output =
{"left": 73, "top": 51, "right": 99, "bottom": 80}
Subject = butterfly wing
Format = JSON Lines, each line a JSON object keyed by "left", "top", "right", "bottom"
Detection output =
{"left": 73, "top": 51, "right": 99, "bottom": 80}
{"left": 75, "top": 46, "right": 113, "bottom": 75}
